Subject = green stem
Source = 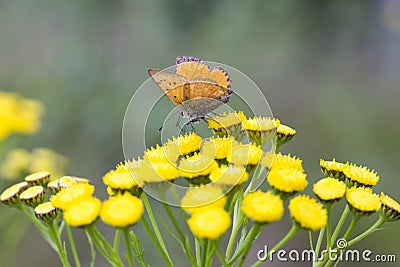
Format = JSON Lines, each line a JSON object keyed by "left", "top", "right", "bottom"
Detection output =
{"left": 308, "top": 231, "right": 314, "bottom": 251}
{"left": 195, "top": 237, "right": 201, "bottom": 267}
{"left": 205, "top": 240, "right": 216, "bottom": 267}
{"left": 214, "top": 241, "right": 229, "bottom": 267}
{"left": 86, "top": 225, "right": 123, "bottom": 267}
{"left": 163, "top": 202, "right": 197, "bottom": 266}
{"left": 225, "top": 189, "right": 244, "bottom": 259}
{"left": 347, "top": 215, "right": 386, "bottom": 247}
{"left": 250, "top": 221, "right": 300, "bottom": 267}
{"left": 201, "top": 239, "right": 209, "bottom": 267}
{"left": 330, "top": 205, "right": 350, "bottom": 247}
{"left": 85, "top": 230, "right": 96, "bottom": 267}
{"left": 325, "top": 204, "right": 332, "bottom": 249}
{"left": 49, "top": 221, "right": 71, "bottom": 267}
{"left": 236, "top": 223, "right": 263, "bottom": 267}
{"left": 229, "top": 223, "right": 262, "bottom": 265}
{"left": 140, "top": 216, "right": 173, "bottom": 267}
{"left": 123, "top": 228, "right": 135, "bottom": 267}
{"left": 316, "top": 215, "right": 386, "bottom": 267}
{"left": 313, "top": 227, "right": 325, "bottom": 266}
{"left": 66, "top": 224, "right": 81, "bottom": 267}
{"left": 141, "top": 194, "right": 173, "bottom": 266}
{"left": 342, "top": 215, "right": 360, "bottom": 241}
{"left": 91, "top": 225, "right": 114, "bottom": 253}
{"left": 245, "top": 164, "right": 263, "bottom": 194}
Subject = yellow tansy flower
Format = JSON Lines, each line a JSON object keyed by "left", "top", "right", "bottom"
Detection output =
{"left": 267, "top": 168, "right": 308, "bottom": 195}
{"left": 262, "top": 152, "right": 304, "bottom": 172}
{"left": 320, "top": 159, "right": 348, "bottom": 181}
{"left": 63, "top": 197, "right": 101, "bottom": 227}
{"left": 25, "top": 171, "right": 51, "bottom": 187}
{"left": 243, "top": 116, "right": 278, "bottom": 145}
{"left": 380, "top": 193, "right": 400, "bottom": 222}
{"left": 346, "top": 187, "right": 380, "bottom": 215}
{"left": 0, "top": 181, "right": 29, "bottom": 205}
{"left": 47, "top": 179, "right": 60, "bottom": 193}
{"left": 313, "top": 178, "right": 346, "bottom": 203}
{"left": 208, "top": 111, "right": 245, "bottom": 138}
{"left": 34, "top": 202, "right": 59, "bottom": 222}
{"left": 201, "top": 136, "right": 238, "bottom": 161}
{"left": 100, "top": 193, "right": 143, "bottom": 228}
{"left": 209, "top": 164, "right": 249, "bottom": 188}
{"left": 181, "top": 184, "right": 226, "bottom": 214}
{"left": 102, "top": 161, "right": 144, "bottom": 195}
{"left": 50, "top": 183, "right": 95, "bottom": 210}
{"left": 289, "top": 195, "right": 327, "bottom": 231}
{"left": 19, "top": 185, "right": 45, "bottom": 207}
{"left": 242, "top": 191, "right": 284, "bottom": 224}
{"left": 139, "top": 158, "right": 180, "bottom": 183}
{"left": 178, "top": 154, "right": 217, "bottom": 185}
{"left": 227, "top": 143, "right": 262, "bottom": 170}
{"left": 187, "top": 207, "right": 231, "bottom": 240}
{"left": 276, "top": 123, "right": 296, "bottom": 145}
{"left": 344, "top": 164, "right": 379, "bottom": 187}
{"left": 144, "top": 144, "right": 180, "bottom": 165}
{"left": 166, "top": 132, "right": 202, "bottom": 156}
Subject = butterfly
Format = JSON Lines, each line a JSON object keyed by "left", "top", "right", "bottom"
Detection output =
{"left": 148, "top": 56, "right": 232, "bottom": 126}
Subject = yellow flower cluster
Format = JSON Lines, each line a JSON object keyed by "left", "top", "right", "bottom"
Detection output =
{"left": 316, "top": 158, "right": 399, "bottom": 220}
{"left": 266, "top": 153, "right": 307, "bottom": 197}
{"left": 0, "top": 147, "right": 68, "bottom": 181}
{"left": 0, "top": 91, "right": 44, "bottom": 141}
{"left": 320, "top": 159, "right": 379, "bottom": 187}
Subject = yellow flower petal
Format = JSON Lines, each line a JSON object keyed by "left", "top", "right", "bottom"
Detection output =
{"left": 289, "top": 195, "right": 327, "bottom": 231}
{"left": 187, "top": 208, "right": 231, "bottom": 240}
{"left": 181, "top": 184, "right": 226, "bottom": 214}
{"left": 242, "top": 191, "right": 284, "bottom": 223}
{"left": 64, "top": 197, "right": 101, "bottom": 227}
{"left": 346, "top": 187, "right": 380, "bottom": 215}
{"left": 50, "top": 183, "right": 95, "bottom": 210}
{"left": 344, "top": 164, "right": 379, "bottom": 187}
{"left": 313, "top": 178, "right": 346, "bottom": 202}
{"left": 267, "top": 168, "right": 307, "bottom": 193}
{"left": 100, "top": 193, "right": 143, "bottom": 228}
{"left": 380, "top": 193, "right": 400, "bottom": 221}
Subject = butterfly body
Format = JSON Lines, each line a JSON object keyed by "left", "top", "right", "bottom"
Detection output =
{"left": 148, "top": 56, "right": 232, "bottom": 123}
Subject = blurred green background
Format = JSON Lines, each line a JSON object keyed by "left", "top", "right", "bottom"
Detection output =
{"left": 1, "top": 0, "right": 400, "bottom": 266}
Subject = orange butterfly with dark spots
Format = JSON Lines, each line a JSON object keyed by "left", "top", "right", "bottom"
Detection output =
{"left": 148, "top": 56, "right": 232, "bottom": 125}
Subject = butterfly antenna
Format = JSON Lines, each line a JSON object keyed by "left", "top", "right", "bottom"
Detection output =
{"left": 157, "top": 109, "right": 181, "bottom": 132}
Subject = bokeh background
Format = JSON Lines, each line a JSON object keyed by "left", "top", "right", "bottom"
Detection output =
{"left": 1, "top": 0, "right": 400, "bottom": 266}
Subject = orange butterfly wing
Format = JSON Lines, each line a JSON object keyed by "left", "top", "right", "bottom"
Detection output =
{"left": 209, "top": 67, "right": 231, "bottom": 90}
{"left": 184, "top": 78, "right": 231, "bottom": 102}
{"left": 175, "top": 61, "right": 210, "bottom": 80}
{"left": 148, "top": 68, "right": 187, "bottom": 105}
